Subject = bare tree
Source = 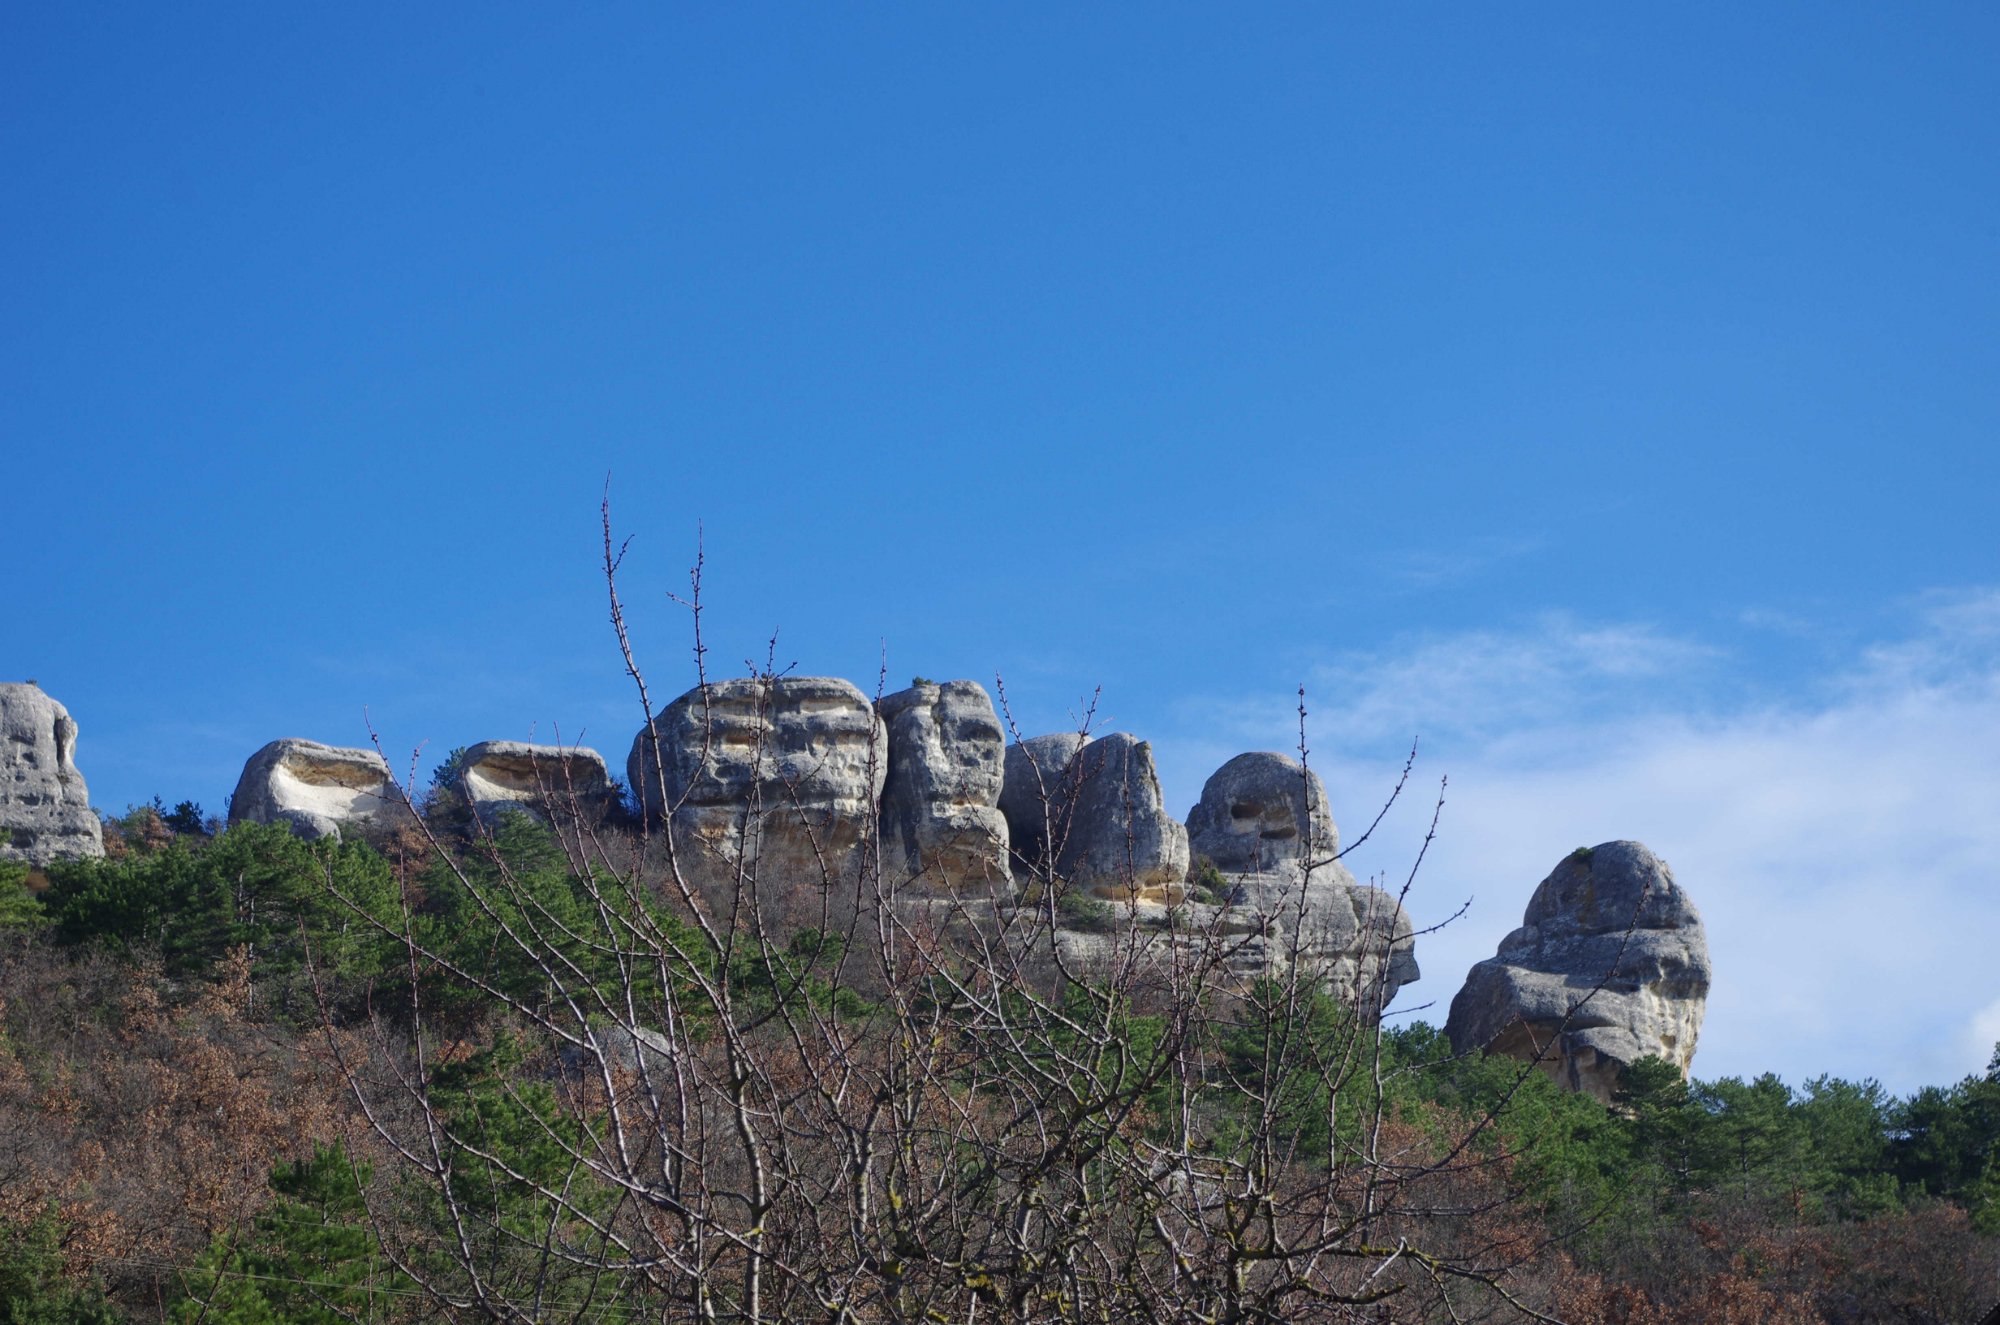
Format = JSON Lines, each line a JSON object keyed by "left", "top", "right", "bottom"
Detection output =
{"left": 310, "top": 505, "right": 1579, "bottom": 1324}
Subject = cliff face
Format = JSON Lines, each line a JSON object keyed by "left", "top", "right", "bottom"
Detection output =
{"left": 0, "top": 682, "right": 104, "bottom": 865}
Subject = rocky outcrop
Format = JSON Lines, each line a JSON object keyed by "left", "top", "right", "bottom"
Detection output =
{"left": 1445, "top": 840, "right": 1709, "bottom": 1103}
{"left": 878, "top": 681, "right": 1009, "bottom": 892}
{"left": 628, "top": 677, "right": 886, "bottom": 894}
{"left": 1221, "top": 872, "right": 1420, "bottom": 1006}
{"left": 1050, "top": 878, "right": 1419, "bottom": 1011}
{"left": 228, "top": 739, "right": 399, "bottom": 841}
{"left": 1000, "top": 731, "right": 1192, "bottom": 898}
{"left": 460, "top": 741, "right": 616, "bottom": 826}
{"left": 998, "top": 732, "right": 1091, "bottom": 869}
{"left": 1177, "top": 752, "right": 1418, "bottom": 1007}
{"left": 0, "top": 683, "right": 104, "bottom": 865}
{"left": 1187, "top": 751, "right": 1336, "bottom": 875}
{"left": 1055, "top": 733, "right": 1189, "bottom": 900}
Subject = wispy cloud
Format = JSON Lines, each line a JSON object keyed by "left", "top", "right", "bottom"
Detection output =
{"left": 1308, "top": 615, "right": 1726, "bottom": 753}
{"left": 1374, "top": 536, "right": 1548, "bottom": 590}
{"left": 1159, "top": 591, "right": 2000, "bottom": 1095}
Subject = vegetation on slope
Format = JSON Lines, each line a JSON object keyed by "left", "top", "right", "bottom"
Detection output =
{"left": 0, "top": 807, "right": 1993, "bottom": 1322}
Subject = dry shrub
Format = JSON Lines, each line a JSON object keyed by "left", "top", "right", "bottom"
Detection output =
{"left": 0, "top": 934, "right": 353, "bottom": 1306}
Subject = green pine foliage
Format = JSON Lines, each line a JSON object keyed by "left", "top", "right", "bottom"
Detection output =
{"left": 172, "top": 1144, "right": 407, "bottom": 1324}
{"left": 37, "top": 822, "right": 403, "bottom": 1016}
{"left": 0, "top": 1209, "right": 119, "bottom": 1325}
{"left": 0, "top": 861, "right": 40, "bottom": 930}
{"left": 398, "top": 1036, "right": 634, "bottom": 1321}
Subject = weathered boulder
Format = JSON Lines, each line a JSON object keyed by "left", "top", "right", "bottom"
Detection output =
{"left": 998, "top": 732, "right": 1091, "bottom": 869}
{"left": 1216, "top": 870, "right": 1421, "bottom": 1008}
{"left": 1186, "top": 750, "right": 1336, "bottom": 875}
{"left": 460, "top": 741, "right": 615, "bottom": 826}
{"left": 878, "top": 681, "right": 1009, "bottom": 892}
{"left": 0, "top": 682, "right": 104, "bottom": 865}
{"left": 1445, "top": 840, "right": 1710, "bottom": 1103}
{"left": 228, "top": 739, "right": 399, "bottom": 841}
{"left": 627, "top": 677, "right": 886, "bottom": 894}
{"left": 1055, "top": 733, "right": 1189, "bottom": 900}
{"left": 1175, "top": 752, "right": 1418, "bottom": 1007}
{"left": 558, "top": 1024, "right": 674, "bottom": 1083}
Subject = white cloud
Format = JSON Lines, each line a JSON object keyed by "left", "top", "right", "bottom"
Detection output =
{"left": 1159, "top": 591, "right": 2000, "bottom": 1096}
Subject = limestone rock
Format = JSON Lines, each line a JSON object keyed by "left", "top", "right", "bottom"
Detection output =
{"left": 0, "top": 682, "right": 104, "bottom": 865}
{"left": 1186, "top": 750, "right": 1337, "bottom": 875}
{"left": 460, "top": 741, "right": 615, "bottom": 826}
{"left": 1445, "top": 840, "right": 1710, "bottom": 1102}
{"left": 229, "top": 739, "right": 399, "bottom": 841}
{"left": 627, "top": 677, "right": 886, "bottom": 894}
{"left": 1056, "top": 733, "right": 1189, "bottom": 900}
{"left": 1222, "top": 870, "right": 1421, "bottom": 1008}
{"left": 878, "top": 681, "right": 1009, "bottom": 892}
{"left": 998, "top": 732, "right": 1091, "bottom": 869}
{"left": 1174, "top": 751, "right": 1419, "bottom": 1007}
{"left": 559, "top": 1024, "right": 674, "bottom": 1082}
{"left": 1047, "top": 881, "right": 1419, "bottom": 1010}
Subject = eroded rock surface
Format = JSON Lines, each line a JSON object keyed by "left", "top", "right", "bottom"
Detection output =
{"left": 998, "top": 732, "right": 1091, "bottom": 870}
{"left": 1177, "top": 752, "right": 1417, "bottom": 1007}
{"left": 229, "top": 739, "right": 398, "bottom": 841}
{"left": 878, "top": 681, "right": 1009, "bottom": 892}
{"left": 1445, "top": 840, "right": 1710, "bottom": 1103}
{"left": 1056, "top": 733, "right": 1189, "bottom": 900}
{"left": 1049, "top": 879, "right": 1418, "bottom": 1011}
{"left": 1000, "top": 732, "right": 1189, "bottom": 899}
{"left": 1216, "top": 871, "right": 1420, "bottom": 1008}
{"left": 0, "top": 682, "right": 104, "bottom": 864}
{"left": 461, "top": 741, "right": 615, "bottom": 826}
{"left": 627, "top": 677, "right": 886, "bottom": 895}
{"left": 1187, "top": 750, "right": 1336, "bottom": 876}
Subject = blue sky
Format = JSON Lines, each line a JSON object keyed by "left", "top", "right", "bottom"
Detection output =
{"left": 6, "top": 5, "right": 1997, "bottom": 1093}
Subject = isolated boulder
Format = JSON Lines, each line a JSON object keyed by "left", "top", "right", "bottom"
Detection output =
{"left": 1186, "top": 751, "right": 1336, "bottom": 875}
{"left": 628, "top": 677, "right": 886, "bottom": 894}
{"left": 1056, "top": 733, "right": 1189, "bottom": 900}
{"left": 228, "top": 739, "right": 399, "bottom": 841}
{"left": 460, "top": 740, "right": 615, "bottom": 826}
{"left": 1445, "top": 840, "right": 1710, "bottom": 1103}
{"left": 878, "top": 681, "right": 1009, "bottom": 892}
{"left": 0, "top": 682, "right": 104, "bottom": 864}
{"left": 998, "top": 732, "right": 1091, "bottom": 869}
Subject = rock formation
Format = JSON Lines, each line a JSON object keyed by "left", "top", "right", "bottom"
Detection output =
{"left": 1186, "top": 750, "right": 1336, "bottom": 876}
{"left": 1445, "top": 840, "right": 1710, "bottom": 1103}
{"left": 0, "top": 682, "right": 104, "bottom": 864}
{"left": 228, "top": 739, "right": 399, "bottom": 841}
{"left": 997, "top": 731, "right": 1091, "bottom": 869}
{"left": 1182, "top": 752, "right": 1418, "bottom": 1008}
{"left": 999, "top": 732, "right": 1188, "bottom": 900}
{"left": 877, "top": 681, "right": 1010, "bottom": 892}
{"left": 1058, "top": 734, "right": 1190, "bottom": 899}
{"left": 460, "top": 740, "right": 616, "bottom": 826}
{"left": 627, "top": 676, "right": 886, "bottom": 894}
{"left": 559, "top": 1024, "right": 675, "bottom": 1083}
